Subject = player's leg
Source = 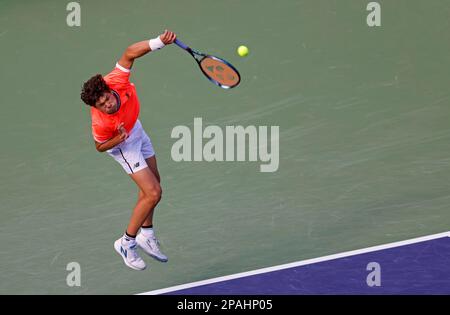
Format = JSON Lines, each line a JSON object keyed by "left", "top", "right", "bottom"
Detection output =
{"left": 146, "top": 155, "right": 161, "bottom": 182}
{"left": 136, "top": 155, "right": 168, "bottom": 262}
{"left": 127, "top": 167, "right": 162, "bottom": 235}
{"left": 114, "top": 166, "right": 162, "bottom": 270}
{"left": 141, "top": 155, "right": 161, "bottom": 227}
{"left": 139, "top": 128, "right": 161, "bottom": 227}
{"left": 108, "top": 130, "right": 160, "bottom": 270}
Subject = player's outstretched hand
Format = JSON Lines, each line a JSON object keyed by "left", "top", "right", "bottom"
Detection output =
{"left": 160, "top": 30, "right": 177, "bottom": 45}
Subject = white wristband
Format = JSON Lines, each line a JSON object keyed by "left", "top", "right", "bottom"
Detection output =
{"left": 149, "top": 36, "right": 165, "bottom": 51}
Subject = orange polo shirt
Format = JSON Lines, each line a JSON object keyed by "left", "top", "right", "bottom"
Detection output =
{"left": 91, "top": 63, "right": 140, "bottom": 143}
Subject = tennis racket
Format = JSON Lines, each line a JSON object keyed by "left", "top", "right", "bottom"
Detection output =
{"left": 174, "top": 38, "right": 241, "bottom": 89}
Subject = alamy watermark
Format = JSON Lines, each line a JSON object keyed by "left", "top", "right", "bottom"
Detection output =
{"left": 366, "top": 262, "right": 381, "bottom": 287}
{"left": 66, "top": 262, "right": 81, "bottom": 287}
{"left": 66, "top": 2, "right": 81, "bottom": 27}
{"left": 367, "top": 2, "right": 381, "bottom": 27}
{"left": 171, "top": 118, "right": 279, "bottom": 173}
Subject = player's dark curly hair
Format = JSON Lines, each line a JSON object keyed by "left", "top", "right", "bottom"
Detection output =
{"left": 80, "top": 74, "right": 110, "bottom": 106}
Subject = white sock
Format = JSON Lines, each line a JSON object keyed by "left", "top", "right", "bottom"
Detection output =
{"left": 140, "top": 227, "right": 154, "bottom": 238}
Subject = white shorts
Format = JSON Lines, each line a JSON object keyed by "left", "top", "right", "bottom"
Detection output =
{"left": 106, "top": 120, "right": 155, "bottom": 174}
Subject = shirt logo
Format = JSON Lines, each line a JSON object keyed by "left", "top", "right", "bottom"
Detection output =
{"left": 134, "top": 162, "right": 140, "bottom": 169}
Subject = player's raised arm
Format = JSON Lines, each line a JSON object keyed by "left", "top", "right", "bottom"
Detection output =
{"left": 118, "top": 30, "right": 177, "bottom": 69}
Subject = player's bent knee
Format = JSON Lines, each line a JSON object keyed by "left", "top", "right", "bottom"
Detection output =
{"left": 153, "top": 185, "right": 162, "bottom": 201}
{"left": 142, "top": 185, "right": 162, "bottom": 204}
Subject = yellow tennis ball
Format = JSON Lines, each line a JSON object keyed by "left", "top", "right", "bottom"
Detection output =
{"left": 237, "top": 45, "right": 249, "bottom": 57}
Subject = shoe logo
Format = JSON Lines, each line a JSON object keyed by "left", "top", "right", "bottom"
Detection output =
{"left": 134, "top": 162, "right": 140, "bottom": 169}
{"left": 120, "top": 246, "right": 127, "bottom": 258}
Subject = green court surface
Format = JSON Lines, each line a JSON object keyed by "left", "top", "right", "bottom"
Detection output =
{"left": 0, "top": 0, "right": 449, "bottom": 294}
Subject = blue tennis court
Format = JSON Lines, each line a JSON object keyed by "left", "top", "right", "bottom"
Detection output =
{"left": 140, "top": 232, "right": 450, "bottom": 295}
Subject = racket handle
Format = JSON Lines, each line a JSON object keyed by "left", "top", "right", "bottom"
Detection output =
{"left": 174, "top": 38, "right": 189, "bottom": 50}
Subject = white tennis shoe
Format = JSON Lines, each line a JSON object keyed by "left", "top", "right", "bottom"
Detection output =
{"left": 114, "top": 238, "right": 146, "bottom": 271}
{"left": 136, "top": 234, "right": 168, "bottom": 262}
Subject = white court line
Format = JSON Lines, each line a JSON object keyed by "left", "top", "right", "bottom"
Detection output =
{"left": 138, "top": 231, "right": 450, "bottom": 295}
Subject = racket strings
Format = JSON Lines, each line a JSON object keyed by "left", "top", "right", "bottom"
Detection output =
{"left": 200, "top": 57, "right": 240, "bottom": 88}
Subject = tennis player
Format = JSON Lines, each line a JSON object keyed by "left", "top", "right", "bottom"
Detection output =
{"left": 80, "top": 30, "right": 176, "bottom": 270}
